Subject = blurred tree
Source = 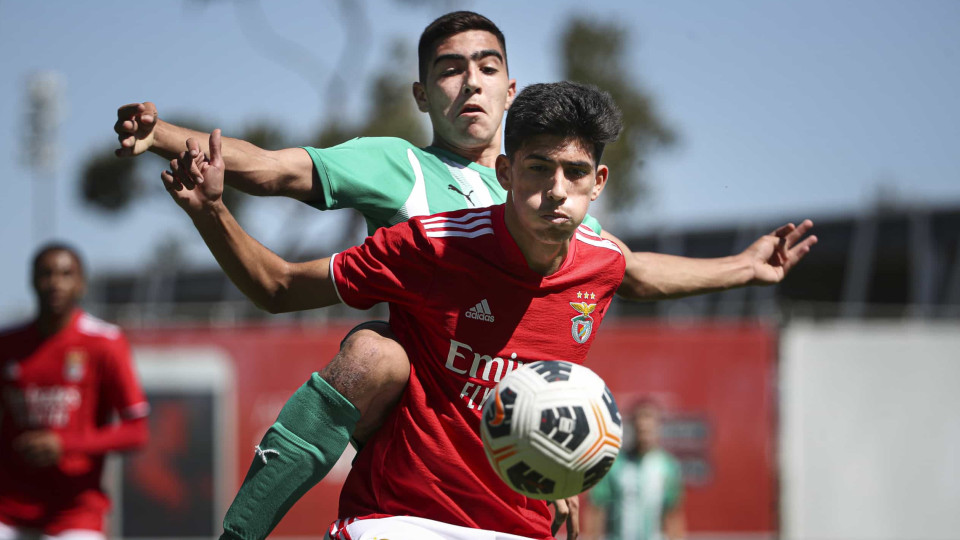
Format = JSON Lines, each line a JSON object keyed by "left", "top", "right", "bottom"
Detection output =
{"left": 561, "top": 18, "right": 677, "bottom": 211}
{"left": 80, "top": 152, "right": 140, "bottom": 211}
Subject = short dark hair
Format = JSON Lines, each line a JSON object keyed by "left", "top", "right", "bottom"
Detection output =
{"left": 504, "top": 81, "right": 622, "bottom": 164}
{"left": 418, "top": 11, "right": 507, "bottom": 83}
{"left": 32, "top": 242, "right": 85, "bottom": 278}
{"left": 628, "top": 396, "right": 662, "bottom": 417}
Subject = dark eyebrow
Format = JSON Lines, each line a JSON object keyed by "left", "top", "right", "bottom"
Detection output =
{"left": 472, "top": 49, "right": 504, "bottom": 63}
{"left": 526, "top": 153, "right": 593, "bottom": 169}
{"left": 433, "top": 49, "right": 504, "bottom": 67}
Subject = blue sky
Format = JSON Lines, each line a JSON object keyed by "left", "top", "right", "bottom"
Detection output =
{"left": 1, "top": 0, "right": 958, "bottom": 322}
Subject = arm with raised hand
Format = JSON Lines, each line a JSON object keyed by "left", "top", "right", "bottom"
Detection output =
{"left": 161, "top": 129, "right": 340, "bottom": 313}
{"left": 604, "top": 221, "right": 817, "bottom": 301}
{"left": 116, "top": 102, "right": 317, "bottom": 200}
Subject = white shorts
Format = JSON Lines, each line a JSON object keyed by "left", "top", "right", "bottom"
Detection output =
{"left": 0, "top": 522, "right": 104, "bottom": 540}
{"left": 325, "top": 515, "right": 538, "bottom": 540}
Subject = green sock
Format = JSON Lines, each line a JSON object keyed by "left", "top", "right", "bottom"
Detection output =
{"left": 220, "top": 373, "right": 360, "bottom": 540}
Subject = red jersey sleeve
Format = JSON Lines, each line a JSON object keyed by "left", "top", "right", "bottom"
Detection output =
{"left": 99, "top": 333, "right": 149, "bottom": 421}
{"left": 332, "top": 219, "right": 436, "bottom": 310}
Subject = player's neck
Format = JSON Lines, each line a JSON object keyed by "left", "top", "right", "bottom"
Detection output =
{"left": 36, "top": 307, "right": 75, "bottom": 338}
{"left": 430, "top": 136, "right": 501, "bottom": 169}
{"left": 633, "top": 443, "right": 656, "bottom": 457}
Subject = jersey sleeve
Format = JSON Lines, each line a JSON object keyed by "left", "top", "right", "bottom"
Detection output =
{"left": 302, "top": 137, "right": 420, "bottom": 224}
{"left": 331, "top": 219, "right": 437, "bottom": 311}
{"left": 99, "top": 333, "right": 150, "bottom": 421}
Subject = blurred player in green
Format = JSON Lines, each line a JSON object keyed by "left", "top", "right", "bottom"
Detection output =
{"left": 115, "top": 11, "right": 815, "bottom": 539}
{"left": 589, "top": 399, "right": 685, "bottom": 540}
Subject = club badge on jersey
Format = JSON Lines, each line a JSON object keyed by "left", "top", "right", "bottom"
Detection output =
{"left": 569, "top": 292, "right": 598, "bottom": 344}
{"left": 64, "top": 349, "right": 87, "bottom": 382}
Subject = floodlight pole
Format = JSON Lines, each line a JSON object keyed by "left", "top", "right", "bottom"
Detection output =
{"left": 23, "top": 72, "right": 62, "bottom": 245}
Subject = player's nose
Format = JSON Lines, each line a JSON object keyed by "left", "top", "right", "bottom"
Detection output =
{"left": 463, "top": 65, "right": 482, "bottom": 95}
{"left": 547, "top": 170, "right": 567, "bottom": 200}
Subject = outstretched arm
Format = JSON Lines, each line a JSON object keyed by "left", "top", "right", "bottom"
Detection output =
{"left": 604, "top": 221, "right": 817, "bottom": 301}
{"left": 162, "top": 129, "right": 341, "bottom": 313}
{"left": 116, "top": 102, "right": 318, "bottom": 200}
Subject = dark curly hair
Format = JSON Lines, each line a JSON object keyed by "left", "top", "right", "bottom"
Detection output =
{"left": 504, "top": 81, "right": 622, "bottom": 164}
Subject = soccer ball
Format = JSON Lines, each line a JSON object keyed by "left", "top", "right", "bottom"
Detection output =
{"left": 480, "top": 360, "right": 622, "bottom": 500}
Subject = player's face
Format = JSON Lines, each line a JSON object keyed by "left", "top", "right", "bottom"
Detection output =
{"left": 33, "top": 250, "right": 85, "bottom": 316}
{"left": 497, "top": 135, "right": 608, "bottom": 246}
{"left": 633, "top": 405, "right": 660, "bottom": 452}
{"left": 414, "top": 30, "right": 516, "bottom": 155}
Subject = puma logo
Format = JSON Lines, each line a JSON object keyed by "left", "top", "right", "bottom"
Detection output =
{"left": 448, "top": 185, "right": 475, "bottom": 205}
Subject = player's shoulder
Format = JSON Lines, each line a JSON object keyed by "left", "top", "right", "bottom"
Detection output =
{"left": 647, "top": 448, "right": 681, "bottom": 468}
{"left": 412, "top": 207, "right": 496, "bottom": 242}
{"left": 574, "top": 224, "right": 623, "bottom": 256}
{"left": 75, "top": 312, "right": 125, "bottom": 342}
{"left": 314, "top": 136, "right": 417, "bottom": 153}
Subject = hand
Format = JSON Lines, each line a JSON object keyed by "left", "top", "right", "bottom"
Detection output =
{"left": 744, "top": 220, "right": 817, "bottom": 285}
{"left": 552, "top": 496, "right": 580, "bottom": 539}
{"left": 161, "top": 129, "right": 225, "bottom": 215}
{"left": 115, "top": 102, "right": 158, "bottom": 157}
{"left": 13, "top": 430, "right": 63, "bottom": 467}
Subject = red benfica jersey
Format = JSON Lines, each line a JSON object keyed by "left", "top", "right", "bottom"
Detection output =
{"left": 331, "top": 204, "right": 625, "bottom": 539}
{"left": 0, "top": 310, "right": 148, "bottom": 528}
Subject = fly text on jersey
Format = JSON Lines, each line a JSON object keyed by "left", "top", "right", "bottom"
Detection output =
{"left": 446, "top": 339, "right": 525, "bottom": 410}
{"left": 3, "top": 385, "right": 81, "bottom": 428}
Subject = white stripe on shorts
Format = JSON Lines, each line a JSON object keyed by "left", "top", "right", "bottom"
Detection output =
{"left": 323, "top": 515, "right": 538, "bottom": 540}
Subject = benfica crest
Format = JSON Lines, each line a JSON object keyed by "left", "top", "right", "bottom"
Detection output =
{"left": 569, "top": 302, "right": 597, "bottom": 344}
{"left": 64, "top": 349, "right": 87, "bottom": 382}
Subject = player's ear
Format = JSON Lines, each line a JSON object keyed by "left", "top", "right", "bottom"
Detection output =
{"left": 496, "top": 154, "right": 513, "bottom": 191}
{"left": 503, "top": 78, "right": 518, "bottom": 111}
{"left": 590, "top": 164, "right": 609, "bottom": 201}
{"left": 413, "top": 82, "right": 429, "bottom": 113}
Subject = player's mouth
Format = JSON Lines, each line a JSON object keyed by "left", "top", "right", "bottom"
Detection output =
{"left": 42, "top": 291, "right": 70, "bottom": 308}
{"left": 459, "top": 103, "right": 486, "bottom": 117}
{"left": 540, "top": 211, "right": 571, "bottom": 225}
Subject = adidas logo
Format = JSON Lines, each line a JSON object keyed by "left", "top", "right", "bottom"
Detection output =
{"left": 465, "top": 299, "right": 495, "bottom": 322}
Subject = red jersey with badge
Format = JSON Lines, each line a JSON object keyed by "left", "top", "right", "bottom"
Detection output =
{"left": 0, "top": 310, "right": 148, "bottom": 531}
{"left": 331, "top": 204, "right": 625, "bottom": 539}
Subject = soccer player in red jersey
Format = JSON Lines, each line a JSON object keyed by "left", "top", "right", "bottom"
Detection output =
{"left": 0, "top": 244, "right": 149, "bottom": 540}
{"left": 164, "top": 80, "right": 673, "bottom": 539}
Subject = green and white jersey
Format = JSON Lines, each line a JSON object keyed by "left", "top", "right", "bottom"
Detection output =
{"left": 589, "top": 449, "right": 683, "bottom": 540}
{"left": 303, "top": 137, "right": 601, "bottom": 235}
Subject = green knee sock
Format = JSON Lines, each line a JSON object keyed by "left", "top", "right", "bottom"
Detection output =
{"left": 221, "top": 373, "right": 360, "bottom": 540}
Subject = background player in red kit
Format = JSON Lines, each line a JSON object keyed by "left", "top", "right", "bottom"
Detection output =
{"left": 161, "top": 80, "right": 687, "bottom": 539}
{"left": 0, "top": 244, "right": 149, "bottom": 540}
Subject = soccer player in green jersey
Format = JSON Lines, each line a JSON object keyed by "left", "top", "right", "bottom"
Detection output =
{"left": 588, "top": 398, "right": 686, "bottom": 540}
{"left": 115, "top": 12, "right": 815, "bottom": 539}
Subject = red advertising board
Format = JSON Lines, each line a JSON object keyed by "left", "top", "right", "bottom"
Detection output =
{"left": 585, "top": 322, "right": 778, "bottom": 534}
{"left": 125, "top": 321, "right": 777, "bottom": 537}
